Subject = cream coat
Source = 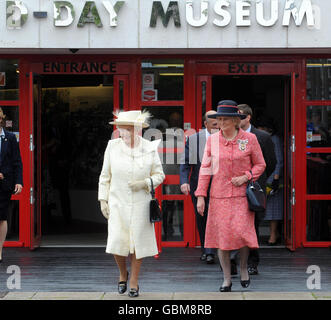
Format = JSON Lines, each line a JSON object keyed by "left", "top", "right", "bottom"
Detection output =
{"left": 98, "top": 137, "right": 165, "bottom": 259}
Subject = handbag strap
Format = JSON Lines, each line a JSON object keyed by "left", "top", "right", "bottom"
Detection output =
{"left": 249, "top": 170, "right": 253, "bottom": 182}
{"left": 149, "top": 178, "right": 155, "bottom": 198}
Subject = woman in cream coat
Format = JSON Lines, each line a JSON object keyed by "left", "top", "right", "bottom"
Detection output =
{"left": 98, "top": 110, "right": 165, "bottom": 298}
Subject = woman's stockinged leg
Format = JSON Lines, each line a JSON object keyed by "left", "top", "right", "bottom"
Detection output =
{"left": 218, "top": 249, "right": 231, "bottom": 286}
{"left": 239, "top": 246, "right": 250, "bottom": 281}
{"left": 0, "top": 221, "right": 8, "bottom": 260}
{"left": 130, "top": 253, "right": 142, "bottom": 290}
{"left": 114, "top": 255, "right": 128, "bottom": 282}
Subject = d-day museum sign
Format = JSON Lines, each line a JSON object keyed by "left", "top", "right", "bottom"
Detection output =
{"left": 5, "top": 0, "right": 316, "bottom": 30}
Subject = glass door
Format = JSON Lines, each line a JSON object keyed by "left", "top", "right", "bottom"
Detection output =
{"left": 304, "top": 59, "right": 331, "bottom": 247}
{"left": 28, "top": 72, "right": 42, "bottom": 250}
{"left": 140, "top": 59, "right": 196, "bottom": 249}
{"left": 195, "top": 63, "right": 299, "bottom": 249}
{"left": 27, "top": 68, "right": 131, "bottom": 248}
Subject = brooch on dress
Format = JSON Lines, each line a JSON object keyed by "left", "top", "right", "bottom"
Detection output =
{"left": 237, "top": 139, "right": 248, "bottom": 151}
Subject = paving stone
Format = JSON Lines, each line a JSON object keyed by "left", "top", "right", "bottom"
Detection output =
{"left": 173, "top": 292, "right": 244, "bottom": 300}
{"left": 311, "top": 292, "right": 331, "bottom": 300}
{"left": 103, "top": 292, "right": 174, "bottom": 300}
{"left": 243, "top": 292, "right": 315, "bottom": 300}
{"left": 0, "top": 292, "right": 8, "bottom": 299}
{"left": 32, "top": 291, "right": 104, "bottom": 300}
{"left": 2, "top": 292, "right": 36, "bottom": 300}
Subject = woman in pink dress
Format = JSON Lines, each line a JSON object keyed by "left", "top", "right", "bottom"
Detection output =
{"left": 195, "top": 100, "right": 266, "bottom": 292}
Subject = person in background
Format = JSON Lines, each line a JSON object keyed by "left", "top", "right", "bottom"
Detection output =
{"left": 257, "top": 118, "right": 284, "bottom": 245}
{"left": 235, "top": 104, "right": 276, "bottom": 276}
{"left": 0, "top": 107, "right": 23, "bottom": 263}
{"left": 98, "top": 110, "right": 165, "bottom": 298}
{"left": 195, "top": 100, "right": 266, "bottom": 292}
{"left": 180, "top": 110, "right": 219, "bottom": 264}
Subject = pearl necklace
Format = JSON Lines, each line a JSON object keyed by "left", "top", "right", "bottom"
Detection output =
{"left": 223, "top": 129, "right": 238, "bottom": 141}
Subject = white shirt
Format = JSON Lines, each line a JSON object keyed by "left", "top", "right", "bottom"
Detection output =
{"left": 245, "top": 124, "right": 252, "bottom": 133}
{"left": 205, "top": 128, "right": 211, "bottom": 140}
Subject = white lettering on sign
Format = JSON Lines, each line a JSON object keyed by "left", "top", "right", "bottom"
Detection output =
{"left": 186, "top": 0, "right": 209, "bottom": 27}
{"left": 256, "top": 0, "right": 279, "bottom": 27}
{"left": 5, "top": 0, "right": 316, "bottom": 30}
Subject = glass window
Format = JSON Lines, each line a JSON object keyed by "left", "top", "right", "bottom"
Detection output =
{"left": 161, "top": 200, "right": 183, "bottom": 242}
{"left": 0, "top": 60, "right": 19, "bottom": 100}
{"left": 41, "top": 75, "right": 114, "bottom": 192}
{"left": 306, "top": 200, "right": 331, "bottom": 241}
{"left": 142, "top": 106, "right": 184, "bottom": 175}
{"left": 306, "top": 106, "right": 331, "bottom": 147}
{"left": 0, "top": 106, "right": 19, "bottom": 140}
{"left": 141, "top": 60, "right": 184, "bottom": 101}
{"left": 307, "top": 153, "right": 331, "bottom": 194}
{"left": 307, "top": 59, "right": 331, "bottom": 100}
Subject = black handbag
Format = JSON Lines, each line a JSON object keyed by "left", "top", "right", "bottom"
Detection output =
{"left": 246, "top": 173, "right": 266, "bottom": 213}
{"left": 149, "top": 178, "right": 162, "bottom": 223}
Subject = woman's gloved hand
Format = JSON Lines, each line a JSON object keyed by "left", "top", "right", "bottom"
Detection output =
{"left": 100, "top": 200, "right": 110, "bottom": 219}
{"left": 128, "top": 179, "right": 149, "bottom": 192}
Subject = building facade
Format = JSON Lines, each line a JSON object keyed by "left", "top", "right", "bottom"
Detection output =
{"left": 1, "top": 0, "right": 331, "bottom": 250}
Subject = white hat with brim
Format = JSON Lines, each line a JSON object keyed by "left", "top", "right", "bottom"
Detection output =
{"left": 109, "top": 110, "right": 150, "bottom": 128}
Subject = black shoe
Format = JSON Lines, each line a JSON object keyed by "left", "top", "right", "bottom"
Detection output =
{"left": 248, "top": 266, "right": 258, "bottom": 275}
{"left": 206, "top": 255, "right": 215, "bottom": 264}
{"left": 219, "top": 283, "right": 232, "bottom": 292}
{"left": 118, "top": 271, "right": 129, "bottom": 294}
{"left": 128, "top": 285, "right": 139, "bottom": 298}
{"left": 240, "top": 277, "right": 251, "bottom": 288}
{"left": 200, "top": 253, "right": 207, "bottom": 262}
{"left": 231, "top": 259, "right": 238, "bottom": 275}
{"left": 0, "top": 259, "right": 2, "bottom": 263}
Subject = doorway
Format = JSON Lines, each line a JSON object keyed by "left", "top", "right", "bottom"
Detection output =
{"left": 211, "top": 75, "right": 290, "bottom": 247}
{"left": 38, "top": 74, "right": 114, "bottom": 246}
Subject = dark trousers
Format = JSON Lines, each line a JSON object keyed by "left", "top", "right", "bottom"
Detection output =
{"left": 191, "top": 194, "right": 217, "bottom": 256}
{"left": 248, "top": 215, "right": 260, "bottom": 267}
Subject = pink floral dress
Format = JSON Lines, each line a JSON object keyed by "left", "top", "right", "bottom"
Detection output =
{"left": 195, "top": 129, "right": 266, "bottom": 250}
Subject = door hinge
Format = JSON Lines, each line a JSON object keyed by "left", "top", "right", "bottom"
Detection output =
{"left": 30, "top": 134, "right": 34, "bottom": 151}
{"left": 291, "top": 188, "right": 296, "bottom": 206}
{"left": 291, "top": 135, "right": 296, "bottom": 153}
{"left": 30, "top": 187, "right": 34, "bottom": 205}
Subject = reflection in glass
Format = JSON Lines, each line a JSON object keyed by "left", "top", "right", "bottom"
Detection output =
{"left": 6, "top": 200, "right": 19, "bottom": 241}
{"left": 307, "top": 153, "right": 331, "bottom": 194}
{"left": 161, "top": 200, "right": 183, "bottom": 241}
{"left": 307, "top": 59, "right": 331, "bottom": 100}
{"left": 306, "top": 106, "right": 331, "bottom": 147}
{"left": 162, "top": 184, "right": 181, "bottom": 195}
{"left": 0, "top": 106, "right": 19, "bottom": 139}
{"left": 141, "top": 60, "right": 184, "bottom": 101}
{"left": 306, "top": 200, "right": 331, "bottom": 241}
{"left": 0, "top": 60, "right": 19, "bottom": 100}
{"left": 143, "top": 106, "right": 184, "bottom": 175}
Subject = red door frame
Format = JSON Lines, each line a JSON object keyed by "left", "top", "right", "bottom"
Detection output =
{"left": 193, "top": 59, "right": 304, "bottom": 250}
{"left": 15, "top": 56, "right": 132, "bottom": 248}
{"left": 135, "top": 57, "right": 197, "bottom": 251}
{"left": 5, "top": 53, "right": 330, "bottom": 250}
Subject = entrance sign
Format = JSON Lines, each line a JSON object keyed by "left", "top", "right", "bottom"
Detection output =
{"left": 31, "top": 61, "right": 130, "bottom": 74}
{"left": 6, "top": 0, "right": 316, "bottom": 30}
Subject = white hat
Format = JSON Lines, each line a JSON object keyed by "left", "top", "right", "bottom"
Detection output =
{"left": 109, "top": 110, "right": 150, "bottom": 128}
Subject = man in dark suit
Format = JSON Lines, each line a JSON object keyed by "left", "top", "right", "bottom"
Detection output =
{"left": 235, "top": 104, "right": 277, "bottom": 275}
{"left": 0, "top": 108, "right": 23, "bottom": 262}
{"left": 180, "top": 110, "right": 219, "bottom": 263}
